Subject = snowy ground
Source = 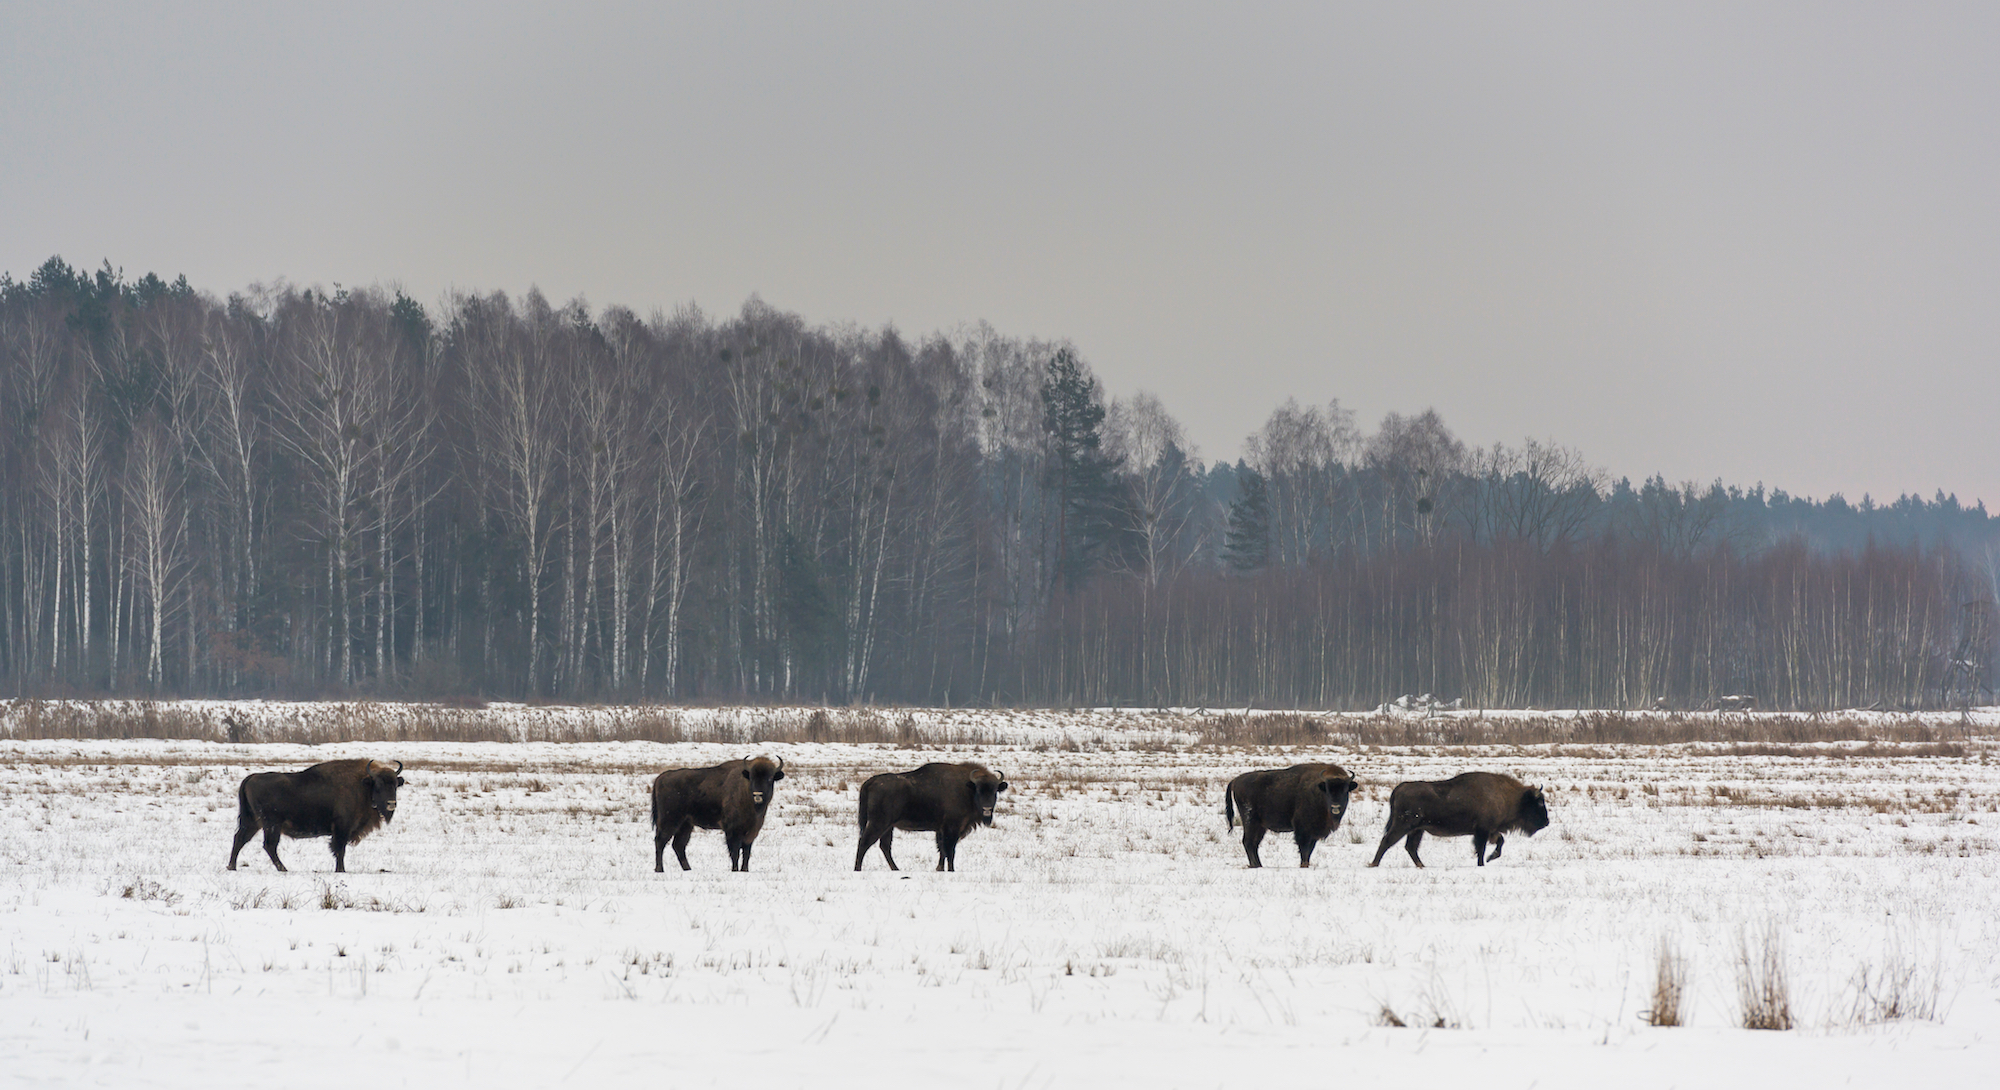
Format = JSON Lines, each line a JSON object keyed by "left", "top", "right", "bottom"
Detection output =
{"left": 4, "top": 719, "right": 1999, "bottom": 1087}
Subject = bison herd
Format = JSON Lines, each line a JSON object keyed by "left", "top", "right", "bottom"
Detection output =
{"left": 226, "top": 757, "right": 1550, "bottom": 874}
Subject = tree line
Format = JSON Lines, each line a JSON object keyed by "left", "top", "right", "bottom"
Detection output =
{"left": 2, "top": 257, "right": 1994, "bottom": 709}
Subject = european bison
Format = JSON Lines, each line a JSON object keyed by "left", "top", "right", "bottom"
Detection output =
{"left": 1368, "top": 771, "right": 1549, "bottom": 868}
{"left": 651, "top": 756, "right": 785, "bottom": 872}
{"left": 1224, "top": 763, "right": 1359, "bottom": 867}
{"left": 227, "top": 759, "right": 406, "bottom": 873}
{"left": 855, "top": 762, "right": 1008, "bottom": 872}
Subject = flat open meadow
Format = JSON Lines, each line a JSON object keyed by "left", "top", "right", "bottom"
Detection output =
{"left": 3, "top": 702, "right": 1998, "bottom": 1087}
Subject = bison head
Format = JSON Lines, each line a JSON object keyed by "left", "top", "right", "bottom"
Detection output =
{"left": 969, "top": 768, "right": 1009, "bottom": 826}
{"left": 1319, "top": 773, "right": 1358, "bottom": 824}
{"left": 1518, "top": 786, "right": 1550, "bottom": 835}
{"left": 365, "top": 760, "right": 406, "bottom": 823}
{"left": 741, "top": 756, "right": 784, "bottom": 807}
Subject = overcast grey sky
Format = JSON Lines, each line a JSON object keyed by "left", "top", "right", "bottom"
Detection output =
{"left": 5, "top": 2, "right": 1996, "bottom": 506}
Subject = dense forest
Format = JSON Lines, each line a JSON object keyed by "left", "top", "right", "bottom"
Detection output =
{"left": 2, "top": 257, "right": 1995, "bottom": 709}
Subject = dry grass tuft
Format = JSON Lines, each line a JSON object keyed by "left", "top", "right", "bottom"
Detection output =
{"left": 228, "top": 887, "right": 302, "bottom": 911}
{"left": 1843, "top": 940, "right": 1944, "bottom": 1025}
{"left": 1645, "top": 937, "right": 1689, "bottom": 1027}
{"left": 119, "top": 877, "right": 181, "bottom": 907}
{"left": 1736, "top": 924, "right": 1794, "bottom": 1030}
{"left": 316, "top": 880, "right": 426, "bottom": 913}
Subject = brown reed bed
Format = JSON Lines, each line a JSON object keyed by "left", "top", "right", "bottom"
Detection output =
{"left": 0, "top": 699, "right": 1985, "bottom": 752}
{"left": 0, "top": 700, "right": 990, "bottom": 748}
{"left": 1193, "top": 709, "right": 1980, "bottom": 749}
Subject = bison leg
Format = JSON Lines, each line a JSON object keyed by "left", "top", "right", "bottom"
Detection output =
{"left": 261, "top": 826, "right": 288, "bottom": 872}
{"left": 935, "top": 831, "right": 958, "bottom": 872}
{"left": 855, "top": 823, "right": 897, "bottom": 871}
{"left": 670, "top": 824, "right": 695, "bottom": 871}
{"left": 228, "top": 820, "right": 259, "bottom": 871}
{"left": 727, "top": 835, "right": 753, "bottom": 872}
{"left": 1241, "top": 825, "right": 1266, "bottom": 868}
{"left": 1368, "top": 818, "right": 1411, "bottom": 867}
{"left": 1294, "top": 830, "right": 1318, "bottom": 868}
{"left": 1487, "top": 834, "right": 1505, "bottom": 862}
{"left": 1403, "top": 829, "right": 1426, "bottom": 867}
{"left": 330, "top": 828, "right": 349, "bottom": 873}
{"left": 856, "top": 820, "right": 896, "bottom": 872}
{"left": 654, "top": 819, "right": 671, "bottom": 873}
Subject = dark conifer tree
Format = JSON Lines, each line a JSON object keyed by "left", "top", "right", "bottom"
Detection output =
{"left": 1040, "top": 347, "right": 1121, "bottom": 590}
{"left": 1223, "top": 463, "right": 1272, "bottom": 572}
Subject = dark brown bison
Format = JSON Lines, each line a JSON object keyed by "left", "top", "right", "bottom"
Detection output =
{"left": 227, "top": 759, "right": 406, "bottom": 873}
{"left": 1224, "top": 763, "right": 1359, "bottom": 867}
{"left": 651, "top": 756, "right": 785, "bottom": 872}
{"left": 855, "top": 762, "right": 1008, "bottom": 872}
{"left": 1368, "top": 771, "right": 1550, "bottom": 868}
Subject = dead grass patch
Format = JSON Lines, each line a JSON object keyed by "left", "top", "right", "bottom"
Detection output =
{"left": 0, "top": 701, "right": 1007, "bottom": 747}
{"left": 4, "top": 700, "right": 1987, "bottom": 759}
{"left": 1842, "top": 941, "right": 1944, "bottom": 1025}
{"left": 317, "top": 881, "right": 426, "bottom": 913}
{"left": 1737, "top": 924, "right": 1794, "bottom": 1030}
{"left": 118, "top": 877, "right": 181, "bottom": 907}
{"left": 1645, "top": 937, "right": 1689, "bottom": 1027}
{"left": 1196, "top": 710, "right": 1981, "bottom": 749}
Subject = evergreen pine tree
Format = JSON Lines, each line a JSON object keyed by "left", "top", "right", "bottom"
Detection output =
{"left": 1223, "top": 462, "right": 1272, "bottom": 572}
{"left": 1041, "top": 347, "right": 1122, "bottom": 590}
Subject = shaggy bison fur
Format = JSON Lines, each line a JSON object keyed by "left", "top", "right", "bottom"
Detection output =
{"left": 1368, "top": 771, "right": 1550, "bottom": 868}
{"left": 651, "top": 756, "right": 785, "bottom": 872}
{"left": 855, "top": 762, "right": 1008, "bottom": 872}
{"left": 228, "top": 759, "right": 405, "bottom": 873}
{"left": 1224, "top": 763, "right": 1359, "bottom": 867}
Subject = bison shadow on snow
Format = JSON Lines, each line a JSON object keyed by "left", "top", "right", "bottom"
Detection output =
{"left": 1369, "top": 771, "right": 1550, "bottom": 868}
{"left": 856, "top": 762, "right": 1008, "bottom": 872}
{"left": 228, "top": 758, "right": 406, "bottom": 873}
{"left": 652, "top": 756, "right": 785, "bottom": 872}
{"left": 1225, "top": 763, "right": 1359, "bottom": 867}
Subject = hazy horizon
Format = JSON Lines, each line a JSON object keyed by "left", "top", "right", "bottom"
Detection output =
{"left": 6, "top": 2, "right": 1995, "bottom": 506}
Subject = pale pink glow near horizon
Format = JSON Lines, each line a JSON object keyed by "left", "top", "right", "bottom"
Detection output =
{"left": 4, "top": 3, "right": 1995, "bottom": 506}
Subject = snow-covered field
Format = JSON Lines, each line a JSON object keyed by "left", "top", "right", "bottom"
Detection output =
{"left": 4, "top": 713, "right": 1999, "bottom": 1087}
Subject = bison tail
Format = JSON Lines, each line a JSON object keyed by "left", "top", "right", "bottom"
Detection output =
{"left": 1224, "top": 785, "right": 1236, "bottom": 831}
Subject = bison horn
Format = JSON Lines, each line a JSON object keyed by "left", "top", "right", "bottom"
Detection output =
{"left": 394, "top": 760, "right": 404, "bottom": 775}
{"left": 775, "top": 755, "right": 785, "bottom": 774}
